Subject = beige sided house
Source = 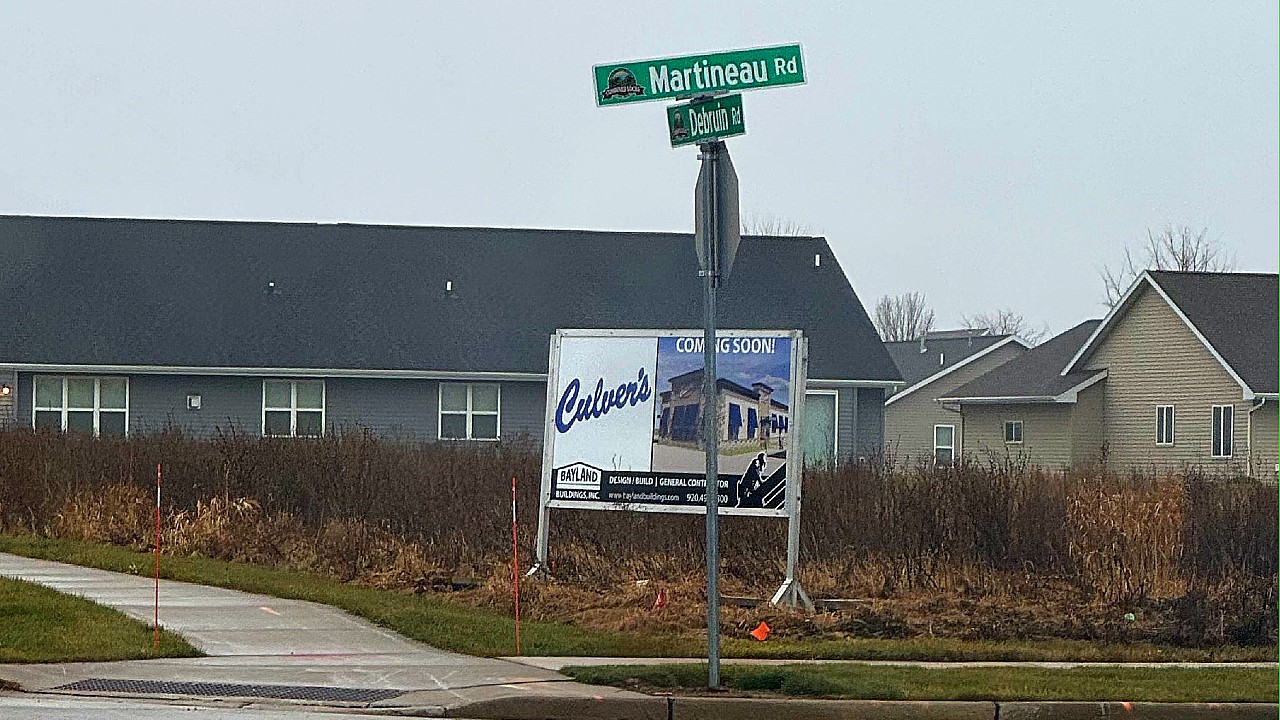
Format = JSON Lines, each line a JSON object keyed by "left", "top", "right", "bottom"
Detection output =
{"left": 942, "top": 271, "right": 1278, "bottom": 474}
{"left": 884, "top": 331, "right": 1027, "bottom": 464}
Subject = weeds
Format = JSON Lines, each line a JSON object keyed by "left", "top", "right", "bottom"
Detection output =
{"left": 0, "top": 428, "right": 1274, "bottom": 648}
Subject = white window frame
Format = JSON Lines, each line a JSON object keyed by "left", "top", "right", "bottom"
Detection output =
{"left": 1155, "top": 405, "right": 1175, "bottom": 446}
{"left": 261, "top": 380, "right": 326, "bottom": 438}
{"left": 1211, "top": 404, "right": 1233, "bottom": 458}
{"left": 31, "top": 376, "right": 129, "bottom": 436}
{"left": 803, "top": 389, "right": 840, "bottom": 462}
{"left": 1003, "top": 419, "right": 1023, "bottom": 444}
{"left": 438, "top": 383, "right": 501, "bottom": 441}
{"left": 933, "top": 423, "right": 956, "bottom": 466}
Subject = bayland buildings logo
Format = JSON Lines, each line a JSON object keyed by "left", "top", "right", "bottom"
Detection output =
{"left": 601, "top": 68, "right": 645, "bottom": 101}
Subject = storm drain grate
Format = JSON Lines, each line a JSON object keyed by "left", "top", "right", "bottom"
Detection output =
{"left": 52, "top": 678, "right": 404, "bottom": 703}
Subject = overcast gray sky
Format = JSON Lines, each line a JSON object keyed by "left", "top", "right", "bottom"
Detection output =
{"left": 2, "top": 2, "right": 1275, "bottom": 334}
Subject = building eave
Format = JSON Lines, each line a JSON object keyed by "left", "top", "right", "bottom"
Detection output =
{"left": 808, "top": 378, "right": 903, "bottom": 389}
{"left": 1052, "top": 370, "right": 1108, "bottom": 402}
{"left": 936, "top": 395, "right": 1059, "bottom": 404}
{"left": 0, "top": 363, "right": 548, "bottom": 383}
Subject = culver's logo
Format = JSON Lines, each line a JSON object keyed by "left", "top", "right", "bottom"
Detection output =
{"left": 556, "top": 368, "right": 652, "bottom": 433}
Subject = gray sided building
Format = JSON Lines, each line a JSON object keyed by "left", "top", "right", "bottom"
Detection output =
{"left": 0, "top": 216, "right": 901, "bottom": 463}
{"left": 883, "top": 332, "right": 1028, "bottom": 465}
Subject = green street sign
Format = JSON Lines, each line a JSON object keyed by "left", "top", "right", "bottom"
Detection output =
{"left": 594, "top": 44, "right": 804, "bottom": 107}
{"left": 668, "top": 94, "right": 745, "bottom": 147}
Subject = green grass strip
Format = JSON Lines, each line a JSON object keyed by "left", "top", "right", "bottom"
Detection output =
{"left": 0, "top": 575, "right": 199, "bottom": 663}
{"left": 0, "top": 535, "right": 1273, "bottom": 662}
{"left": 563, "top": 663, "right": 1278, "bottom": 703}
{"left": 0, "top": 535, "right": 686, "bottom": 658}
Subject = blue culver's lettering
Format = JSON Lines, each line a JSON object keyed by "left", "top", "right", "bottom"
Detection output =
{"left": 556, "top": 368, "right": 652, "bottom": 434}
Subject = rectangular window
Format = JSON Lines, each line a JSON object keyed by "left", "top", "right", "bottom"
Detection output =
{"left": 439, "top": 383, "right": 500, "bottom": 440}
{"left": 1003, "top": 419, "right": 1023, "bottom": 444}
{"left": 32, "top": 376, "right": 128, "bottom": 436}
{"left": 800, "top": 391, "right": 838, "bottom": 465}
{"left": 1155, "top": 405, "right": 1175, "bottom": 446}
{"left": 933, "top": 424, "right": 955, "bottom": 466}
{"left": 262, "top": 380, "right": 325, "bottom": 437}
{"left": 1211, "top": 405, "right": 1233, "bottom": 458}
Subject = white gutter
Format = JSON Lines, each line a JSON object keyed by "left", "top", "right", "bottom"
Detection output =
{"left": 808, "top": 378, "right": 903, "bottom": 389}
{"left": 1, "top": 363, "right": 904, "bottom": 389}
{"left": 936, "top": 395, "right": 1059, "bottom": 404}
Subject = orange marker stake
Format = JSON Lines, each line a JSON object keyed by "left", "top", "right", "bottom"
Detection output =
{"left": 511, "top": 476, "right": 521, "bottom": 656}
{"left": 153, "top": 463, "right": 162, "bottom": 650}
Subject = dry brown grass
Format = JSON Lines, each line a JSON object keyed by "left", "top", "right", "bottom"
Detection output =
{"left": 1067, "top": 474, "right": 1185, "bottom": 603}
{"left": 0, "top": 428, "right": 1274, "bottom": 648}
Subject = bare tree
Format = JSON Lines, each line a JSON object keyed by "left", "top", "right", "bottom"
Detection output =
{"left": 960, "top": 308, "right": 1049, "bottom": 345}
{"left": 873, "top": 292, "right": 935, "bottom": 342}
{"left": 1101, "top": 225, "right": 1235, "bottom": 306}
{"left": 741, "top": 213, "right": 813, "bottom": 237}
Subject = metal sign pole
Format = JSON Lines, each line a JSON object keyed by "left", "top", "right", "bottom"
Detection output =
{"left": 770, "top": 336, "right": 814, "bottom": 611}
{"left": 528, "top": 333, "right": 561, "bottom": 578}
{"left": 699, "top": 140, "right": 721, "bottom": 689}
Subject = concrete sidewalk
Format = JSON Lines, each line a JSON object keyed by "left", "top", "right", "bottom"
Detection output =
{"left": 0, "top": 553, "right": 642, "bottom": 714}
{"left": 3, "top": 553, "right": 1273, "bottom": 720}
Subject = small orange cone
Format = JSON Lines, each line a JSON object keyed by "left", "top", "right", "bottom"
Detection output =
{"left": 749, "top": 622, "right": 771, "bottom": 641}
{"left": 651, "top": 588, "right": 668, "bottom": 612}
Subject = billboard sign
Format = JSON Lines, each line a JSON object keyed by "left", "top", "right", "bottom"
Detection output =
{"left": 541, "top": 329, "right": 805, "bottom": 518}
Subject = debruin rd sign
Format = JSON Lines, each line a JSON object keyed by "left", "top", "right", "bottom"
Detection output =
{"left": 668, "top": 93, "right": 745, "bottom": 147}
{"left": 594, "top": 44, "right": 805, "bottom": 106}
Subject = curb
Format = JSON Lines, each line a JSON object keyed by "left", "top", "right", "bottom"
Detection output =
{"left": 671, "top": 698, "right": 993, "bottom": 719}
{"left": 440, "top": 695, "right": 668, "bottom": 719}
{"left": 999, "top": 702, "right": 1278, "bottom": 719}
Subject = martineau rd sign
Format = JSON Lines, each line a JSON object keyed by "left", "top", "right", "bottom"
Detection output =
{"left": 594, "top": 44, "right": 804, "bottom": 107}
{"left": 667, "top": 94, "right": 744, "bottom": 147}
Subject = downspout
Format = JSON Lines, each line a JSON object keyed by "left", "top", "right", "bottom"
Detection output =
{"left": 1248, "top": 396, "right": 1268, "bottom": 476}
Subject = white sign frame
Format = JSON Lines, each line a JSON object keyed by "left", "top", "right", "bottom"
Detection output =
{"left": 529, "top": 328, "right": 812, "bottom": 610}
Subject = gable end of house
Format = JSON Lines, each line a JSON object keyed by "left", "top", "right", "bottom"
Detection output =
{"left": 1063, "top": 271, "right": 1276, "bottom": 399}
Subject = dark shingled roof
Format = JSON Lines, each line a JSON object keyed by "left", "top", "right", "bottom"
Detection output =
{"left": 942, "top": 321, "right": 1103, "bottom": 400}
{"left": 1145, "top": 271, "right": 1278, "bottom": 394}
{"left": 0, "top": 216, "right": 900, "bottom": 382}
{"left": 885, "top": 333, "right": 1012, "bottom": 386}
